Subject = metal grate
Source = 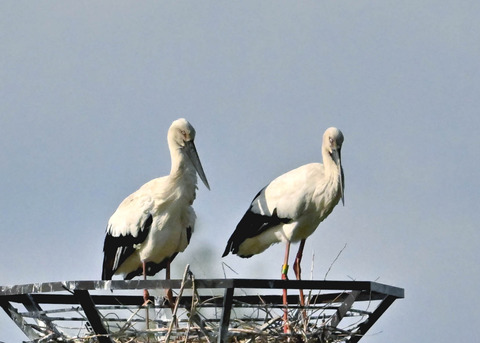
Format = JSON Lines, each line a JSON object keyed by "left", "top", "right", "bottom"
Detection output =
{"left": 0, "top": 277, "right": 404, "bottom": 342}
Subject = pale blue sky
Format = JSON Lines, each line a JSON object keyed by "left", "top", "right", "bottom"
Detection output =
{"left": 1, "top": 1, "right": 479, "bottom": 341}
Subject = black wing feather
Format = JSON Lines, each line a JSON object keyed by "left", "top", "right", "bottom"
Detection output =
{"left": 222, "top": 203, "right": 291, "bottom": 258}
{"left": 123, "top": 225, "right": 193, "bottom": 280}
{"left": 101, "top": 214, "right": 153, "bottom": 280}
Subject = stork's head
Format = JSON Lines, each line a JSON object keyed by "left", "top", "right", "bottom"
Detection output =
{"left": 168, "top": 118, "right": 210, "bottom": 190}
{"left": 323, "top": 127, "right": 343, "bottom": 155}
{"left": 169, "top": 118, "right": 196, "bottom": 147}
{"left": 323, "top": 127, "right": 344, "bottom": 205}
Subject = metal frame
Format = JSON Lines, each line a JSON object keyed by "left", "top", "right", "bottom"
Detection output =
{"left": 0, "top": 279, "right": 404, "bottom": 342}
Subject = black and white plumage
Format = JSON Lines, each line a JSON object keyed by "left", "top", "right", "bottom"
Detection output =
{"left": 222, "top": 127, "right": 344, "bottom": 276}
{"left": 102, "top": 118, "right": 209, "bottom": 284}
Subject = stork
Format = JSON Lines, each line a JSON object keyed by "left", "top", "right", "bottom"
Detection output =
{"left": 222, "top": 127, "right": 344, "bottom": 330}
{"left": 102, "top": 118, "right": 210, "bottom": 305}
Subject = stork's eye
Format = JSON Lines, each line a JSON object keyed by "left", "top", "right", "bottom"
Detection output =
{"left": 329, "top": 137, "right": 334, "bottom": 144}
{"left": 181, "top": 130, "right": 187, "bottom": 136}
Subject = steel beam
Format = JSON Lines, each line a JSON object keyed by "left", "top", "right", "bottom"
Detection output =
{"left": 218, "top": 287, "right": 234, "bottom": 343}
{"left": 347, "top": 295, "right": 398, "bottom": 343}
{"left": 22, "top": 293, "right": 65, "bottom": 339}
{"left": 73, "top": 290, "right": 113, "bottom": 343}
{"left": 0, "top": 299, "right": 41, "bottom": 340}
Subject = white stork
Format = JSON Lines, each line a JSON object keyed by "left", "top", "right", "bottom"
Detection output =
{"left": 222, "top": 127, "right": 344, "bottom": 329}
{"left": 102, "top": 118, "right": 210, "bottom": 304}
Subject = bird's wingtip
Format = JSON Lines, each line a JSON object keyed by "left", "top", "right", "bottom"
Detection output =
{"left": 222, "top": 242, "right": 232, "bottom": 257}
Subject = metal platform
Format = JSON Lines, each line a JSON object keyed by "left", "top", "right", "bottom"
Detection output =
{"left": 0, "top": 277, "right": 404, "bottom": 342}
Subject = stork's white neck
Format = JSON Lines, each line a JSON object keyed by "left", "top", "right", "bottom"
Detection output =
{"left": 321, "top": 148, "right": 343, "bottom": 209}
{"left": 169, "top": 147, "right": 193, "bottom": 175}
{"left": 169, "top": 147, "right": 198, "bottom": 193}
{"left": 322, "top": 149, "right": 337, "bottom": 178}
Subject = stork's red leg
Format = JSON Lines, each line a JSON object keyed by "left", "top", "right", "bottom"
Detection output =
{"left": 165, "top": 259, "right": 175, "bottom": 310}
{"left": 294, "top": 239, "right": 308, "bottom": 327}
{"left": 293, "top": 239, "right": 306, "bottom": 305}
{"left": 142, "top": 261, "right": 151, "bottom": 330}
{"left": 143, "top": 261, "right": 150, "bottom": 305}
{"left": 282, "top": 241, "right": 291, "bottom": 333}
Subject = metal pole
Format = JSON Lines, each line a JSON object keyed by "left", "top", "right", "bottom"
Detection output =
{"left": 74, "top": 290, "right": 113, "bottom": 343}
{"left": 218, "top": 287, "right": 234, "bottom": 343}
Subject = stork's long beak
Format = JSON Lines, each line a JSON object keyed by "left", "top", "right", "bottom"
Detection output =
{"left": 184, "top": 140, "right": 210, "bottom": 190}
{"left": 331, "top": 149, "right": 344, "bottom": 205}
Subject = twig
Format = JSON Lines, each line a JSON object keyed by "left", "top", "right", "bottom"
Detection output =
{"left": 221, "top": 262, "right": 239, "bottom": 278}
{"left": 165, "top": 264, "right": 191, "bottom": 342}
{"left": 324, "top": 243, "right": 347, "bottom": 280}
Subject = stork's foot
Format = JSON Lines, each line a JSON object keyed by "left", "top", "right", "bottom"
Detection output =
{"left": 143, "top": 289, "right": 152, "bottom": 306}
{"left": 166, "top": 288, "right": 174, "bottom": 309}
